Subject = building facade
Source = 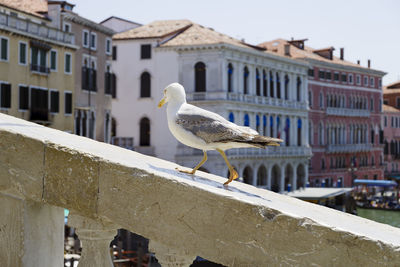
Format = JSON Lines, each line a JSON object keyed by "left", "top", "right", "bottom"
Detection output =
{"left": 259, "top": 39, "right": 386, "bottom": 187}
{"left": 0, "top": 1, "right": 76, "bottom": 132}
{"left": 47, "top": 1, "right": 115, "bottom": 143}
{"left": 100, "top": 16, "right": 141, "bottom": 33}
{"left": 382, "top": 104, "right": 400, "bottom": 176}
{"left": 112, "top": 20, "right": 312, "bottom": 192}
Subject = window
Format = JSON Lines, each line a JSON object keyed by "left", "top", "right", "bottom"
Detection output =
{"left": 141, "top": 44, "right": 151, "bottom": 59}
{"left": 140, "top": 72, "right": 151, "bottom": 97}
{"left": 379, "top": 78, "right": 382, "bottom": 88}
{"left": 297, "top": 77, "right": 301, "bottom": 101}
{"left": 195, "top": 62, "right": 206, "bottom": 92}
{"left": 1, "top": 37, "right": 8, "bottom": 61}
{"left": 397, "top": 98, "right": 400, "bottom": 108}
{"left": 348, "top": 74, "right": 353, "bottom": 84}
{"left": 333, "top": 72, "right": 339, "bottom": 81}
{"left": 325, "top": 71, "right": 331, "bottom": 80}
{"left": 50, "top": 50, "right": 57, "bottom": 71}
{"left": 244, "top": 114, "right": 249, "bottom": 127}
{"left": 384, "top": 116, "right": 387, "bottom": 127}
{"left": 308, "top": 91, "right": 312, "bottom": 107}
{"left": 106, "top": 38, "right": 112, "bottom": 55}
{"left": 65, "top": 92, "right": 72, "bottom": 114}
{"left": 0, "top": 83, "right": 11, "bottom": 108}
{"left": 63, "top": 22, "right": 71, "bottom": 33}
{"left": 308, "top": 69, "right": 314, "bottom": 77}
{"left": 228, "top": 112, "right": 234, "bottom": 123}
{"left": 30, "top": 88, "right": 48, "bottom": 121}
{"left": 81, "top": 63, "right": 97, "bottom": 91}
{"left": 82, "top": 30, "right": 89, "bottom": 48}
{"left": 243, "top": 66, "right": 249, "bottom": 94}
{"left": 90, "top": 32, "right": 97, "bottom": 50}
{"left": 356, "top": 75, "right": 361, "bottom": 85}
{"left": 227, "top": 63, "right": 233, "bottom": 92}
{"left": 139, "top": 117, "right": 150, "bottom": 146}
{"left": 65, "top": 53, "right": 72, "bottom": 74}
{"left": 19, "top": 42, "right": 27, "bottom": 65}
{"left": 319, "top": 92, "right": 323, "bottom": 108}
{"left": 370, "top": 77, "right": 375, "bottom": 87}
{"left": 256, "top": 69, "right": 260, "bottom": 96}
{"left": 112, "top": 46, "right": 117, "bottom": 60}
{"left": 19, "top": 86, "right": 29, "bottom": 110}
{"left": 297, "top": 119, "right": 302, "bottom": 146}
{"left": 318, "top": 70, "right": 325, "bottom": 79}
{"left": 364, "top": 76, "right": 368, "bottom": 86}
{"left": 50, "top": 90, "right": 59, "bottom": 113}
{"left": 370, "top": 98, "right": 374, "bottom": 111}
{"left": 341, "top": 74, "right": 347, "bottom": 82}
{"left": 105, "top": 66, "right": 116, "bottom": 96}
{"left": 31, "top": 47, "right": 48, "bottom": 73}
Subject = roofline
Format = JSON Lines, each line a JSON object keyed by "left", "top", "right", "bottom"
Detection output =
{"left": 0, "top": 3, "right": 50, "bottom": 21}
{"left": 113, "top": 23, "right": 193, "bottom": 41}
{"left": 100, "top": 16, "right": 142, "bottom": 26}
{"left": 62, "top": 11, "right": 115, "bottom": 35}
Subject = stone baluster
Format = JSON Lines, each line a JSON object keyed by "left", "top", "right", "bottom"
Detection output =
{"left": 149, "top": 240, "right": 196, "bottom": 267}
{"left": 68, "top": 213, "right": 118, "bottom": 267}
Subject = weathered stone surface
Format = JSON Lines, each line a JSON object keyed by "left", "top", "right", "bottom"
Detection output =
{"left": 0, "top": 130, "right": 44, "bottom": 201}
{"left": 1, "top": 113, "right": 400, "bottom": 266}
{"left": 43, "top": 143, "right": 99, "bottom": 216}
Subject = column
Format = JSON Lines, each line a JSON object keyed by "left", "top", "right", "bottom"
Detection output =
{"left": 149, "top": 240, "right": 196, "bottom": 267}
{"left": 273, "top": 114, "right": 277, "bottom": 138}
{"left": 273, "top": 70, "right": 277, "bottom": 98}
{"left": 222, "top": 60, "right": 227, "bottom": 91}
{"left": 249, "top": 65, "right": 255, "bottom": 95}
{"left": 290, "top": 73, "right": 296, "bottom": 100}
{"left": 68, "top": 213, "right": 118, "bottom": 267}
{"left": 292, "top": 164, "right": 298, "bottom": 191}
{"left": 304, "top": 163, "right": 309, "bottom": 186}
{"left": 303, "top": 117, "right": 308, "bottom": 147}
{"left": 236, "top": 62, "right": 242, "bottom": 94}
{"left": 291, "top": 116, "right": 296, "bottom": 147}
{"left": 267, "top": 166, "right": 271, "bottom": 190}
{"left": 266, "top": 69, "right": 270, "bottom": 97}
{"left": 302, "top": 75, "right": 307, "bottom": 102}
{"left": 279, "top": 165, "right": 285, "bottom": 193}
{"left": 280, "top": 71, "right": 285, "bottom": 100}
{"left": 253, "top": 164, "right": 258, "bottom": 186}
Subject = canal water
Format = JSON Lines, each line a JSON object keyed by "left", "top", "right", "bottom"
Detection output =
{"left": 357, "top": 208, "right": 400, "bottom": 228}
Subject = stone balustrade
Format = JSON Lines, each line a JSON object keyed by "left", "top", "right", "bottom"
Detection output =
{"left": 326, "top": 107, "right": 371, "bottom": 117}
{"left": 1, "top": 112, "right": 400, "bottom": 266}
{"left": 327, "top": 143, "right": 373, "bottom": 153}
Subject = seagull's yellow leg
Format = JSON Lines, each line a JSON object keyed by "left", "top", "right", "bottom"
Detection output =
{"left": 176, "top": 150, "right": 207, "bottom": 175}
{"left": 216, "top": 149, "right": 239, "bottom": 185}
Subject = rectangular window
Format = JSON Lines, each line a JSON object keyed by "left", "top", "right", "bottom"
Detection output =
{"left": 65, "top": 53, "right": 72, "bottom": 74}
{"left": 318, "top": 70, "right": 325, "bottom": 79}
{"left": 90, "top": 32, "right": 97, "bottom": 50}
{"left": 82, "top": 30, "right": 89, "bottom": 48}
{"left": 396, "top": 98, "right": 400, "bottom": 108}
{"left": 30, "top": 88, "right": 48, "bottom": 121}
{"left": 370, "top": 77, "right": 375, "bottom": 87}
{"left": 112, "top": 46, "right": 117, "bottom": 60}
{"left": 19, "top": 42, "right": 27, "bottom": 65}
{"left": 308, "top": 69, "right": 314, "bottom": 77}
{"left": 364, "top": 76, "right": 369, "bottom": 86}
{"left": 341, "top": 74, "right": 347, "bottom": 82}
{"left": 50, "top": 50, "right": 57, "bottom": 71}
{"left": 348, "top": 74, "right": 353, "bottom": 84}
{"left": 356, "top": 75, "right": 361, "bottom": 85}
{"left": 325, "top": 72, "right": 331, "bottom": 80}
{"left": 141, "top": 44, "right": 151, "bottom": 59}
{"left": 65, "top": 92, "right": 72, "bottom": 114}
{"left": 63, "top": 23, "right": 71, "bottom": 33}
{"left": 1, "top": 37, "right": 8, "bottom": 61}
{"left": 31, "top": 47, "right": 48, "bottom": 73}
{"left": 19, "top": 86, "right": 29, "bottom": 110}
{"left": 50, "top": 90, "right": 59, "bottom": 113}
{"left": 334, "top": 73, "right": 339, "bottom": 81}
{"left": 384, "top": 116, "right": 387, "bottom": 127}
{"left": 106, "top": 38, "right": 112, "bottom": 55}
{"left": 0, "top": 83, "right": 11, "bottom": 108}
{"left": 370, "top": 98, "right": 374, "bottom": 111}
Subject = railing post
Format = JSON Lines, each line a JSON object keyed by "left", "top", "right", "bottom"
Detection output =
{"left": 68, "top": 213, "right": 118, "bottom": 267}
{"left": 149, "top": 240, "right": 195, "bottom": 267}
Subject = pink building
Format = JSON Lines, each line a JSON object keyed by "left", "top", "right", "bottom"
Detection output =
{"left": 259, "top": 39, "right": 386, "bottom": 187}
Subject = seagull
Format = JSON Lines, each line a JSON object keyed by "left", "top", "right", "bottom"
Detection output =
{"left": 158, "top": 83, "right": 283, "bottom": 185}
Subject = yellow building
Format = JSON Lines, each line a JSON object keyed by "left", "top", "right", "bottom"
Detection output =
{"left": 0, "top": 2, "right": 77, "bottom": 132}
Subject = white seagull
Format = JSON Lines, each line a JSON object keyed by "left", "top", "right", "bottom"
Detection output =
{"left": 158, "top": 83, "right": 283, "bottom": 185}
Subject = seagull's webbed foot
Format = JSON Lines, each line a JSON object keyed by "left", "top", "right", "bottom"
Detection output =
{"left": 175, "top": 167, "right": 196, "bottom": 175}
{"left": 224, "top": 168, "right": 239, "bottom": 185}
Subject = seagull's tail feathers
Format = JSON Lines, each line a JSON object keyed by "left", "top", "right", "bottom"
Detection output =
{"left": 250, "top": 135, "right": 283, "bottom": 148}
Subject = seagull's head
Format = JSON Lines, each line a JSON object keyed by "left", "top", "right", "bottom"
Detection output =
{"left": 158, "top": 82, "right": 186, "bottom": 108}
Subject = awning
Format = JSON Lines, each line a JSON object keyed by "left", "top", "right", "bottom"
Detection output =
{"left": 354, "top": 179, "right": 397, "bottom": 187}
{"left": 286, "top": 187, "right": 353, "bottom": 200}
{"left": 30, "top": 40, "right": 52, "bottom": 51}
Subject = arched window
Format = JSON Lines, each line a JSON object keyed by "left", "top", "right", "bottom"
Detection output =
{"left": 244, "top": 113, "right": 250, "bottom": 127}
{"left": 256, "top": 69, "right": 260, "bottom": 96}
{"left": 256, "top": 115, "right": 260, "bottom": 132}
{"left": 263, "top": 70, "right": 267, "bottom": 96}
{"left": 229, "top": 112, "right": 234, "bottom": 123}
{"left": 269, "top": 71, "right": 274, "bottom": 97}
{"left": 285, "top": 117, "right": 290, "bottom": 146}
{"left": 263, "top": 115, "right": 267, "bottom": 135}
{"left": 284, "top": 75, "right": 289, "bottom": 100}
{"left": 270, "top": 116, "right": 274, "bottom": 137}
{"left": 140, "top": 72, "right": 151, "bottom": 97}
{"left": 140, "top": 117, "right": 150, "bottom": 146}
{"left": 308, "top": 91, "right": 312, "bottom": 107}
{"left": 227, "top": 63, "right": 233, "bottom": 92}
{"left": 276, "top": 73, "right": 281, "bottom": 99}
{"left": 195, "top": 62, "right": 206, "bottom": 92}
{"left": 308, "top": 122, "right": 313, "bottom": 145}
{"left": 297, "top": 119, "right": 302, "bottom": 146}
{"left": 276, "top": 116, "right": 281, "bottom": 138}
{"left": 297, "top": 77, "right": 302, "bottom": 101}
{"left": 243, "top": 66, "right": 249, "bottom": 94}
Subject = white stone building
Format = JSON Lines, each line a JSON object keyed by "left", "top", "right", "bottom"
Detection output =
{"left": 112, "top": 20, "right": 312, "bottom": 192}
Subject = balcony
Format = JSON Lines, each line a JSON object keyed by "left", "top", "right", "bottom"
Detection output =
{"left": 326, "top": 143, "right": 372, "bottom": 153}
{"left": 1, "top": 113, "right": 400, "bottom": 266}
{"left": 30, "top": 64, "right": 50, "bottom": 74}
{"left": 111, "top": 137, "right": 134, "bottom": 150}
{"left": 326, "top": 107, "right": 370, "bottom": 117}
{"left": 186, "top": 91, "right": 308, "bottom": 109}
{"left": 0, "top": 12, "right": 75, "bottom": 45}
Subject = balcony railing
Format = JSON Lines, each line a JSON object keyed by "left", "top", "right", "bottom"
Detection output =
{"left": 326, "top": 143, "right": 372, "bottom": 153}
{"left": 30, "top": 64, "right": 50, "bottom": 74}
{"left": 326, "top": 107, "right": 370, "bottom": 117}
{"left": 1, "top": 113, "right": 400, "bottom": 266}
{"left": 0, "top": 12, "right": 75, "bottom": 45}
{"left": 111, "top": 137, "right": 134, "bottom": 150}
{"left": 186, "top": 91, "right": 308, "bottom": 109}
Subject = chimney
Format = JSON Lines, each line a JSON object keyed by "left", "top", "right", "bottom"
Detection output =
{"left": 368, "top": 59, "right": 371, "bottom": 68}
{"left": 357, "top": 60, "right": 360, "bottom": 65}
{"left": 340, "top": 48, "right": 344, "bottom": 60}
{"left": 284, "top": 44, "right": 290, "bottom": 56}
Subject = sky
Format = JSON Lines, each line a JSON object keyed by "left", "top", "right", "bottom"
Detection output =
{"left": 72, "top": 0, "right": 400, "bottom": 85}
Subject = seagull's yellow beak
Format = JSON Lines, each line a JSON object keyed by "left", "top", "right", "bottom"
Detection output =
{"left": 158, "top": 96, "right": 167, "bottom": 108}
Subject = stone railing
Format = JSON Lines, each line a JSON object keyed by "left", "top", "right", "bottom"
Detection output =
{"left": 326, "top": 107, "right": 370, "bottom": 117}
{"left": 186, "top": 91, "right": 308, "bottom": 109}
{"left": 0, "top": 12, "right": 75, "bottom": 45}
{"left": 1, "top": 112, "right": 400, "bottom": 267}
{"left": 327, "top": 143, "right": 372, "bottom": 153}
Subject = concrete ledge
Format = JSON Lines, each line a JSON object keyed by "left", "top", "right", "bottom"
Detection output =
{"left": 1, "top": 113, "right": 400, "bottom": 266}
